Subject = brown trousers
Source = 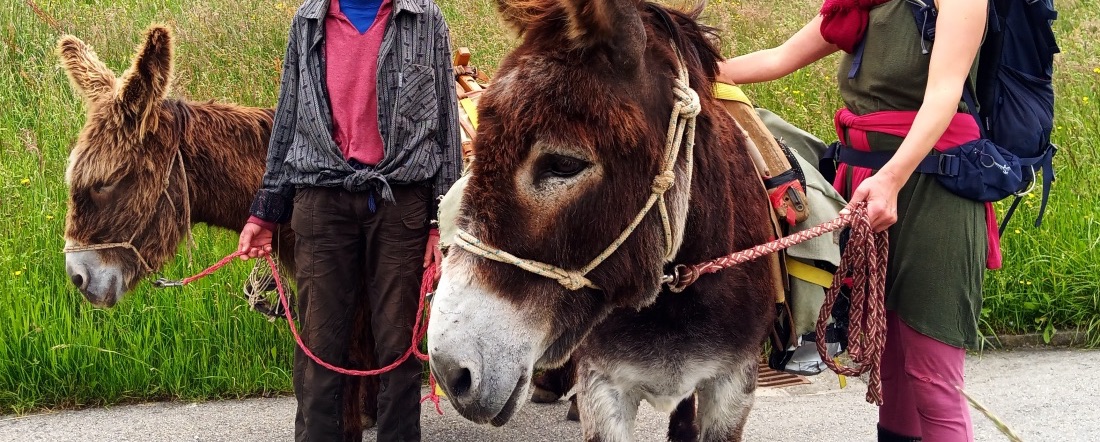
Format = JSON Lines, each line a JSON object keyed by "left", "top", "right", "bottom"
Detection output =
{"left": 291, "top": 185, "right": 428, "bottom": 442}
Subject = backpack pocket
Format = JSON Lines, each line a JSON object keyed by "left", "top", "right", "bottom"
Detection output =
{"left": 934, "top": 139, "right": 1025, "bottom": 202}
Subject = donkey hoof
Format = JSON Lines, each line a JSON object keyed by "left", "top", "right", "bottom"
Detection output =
{"left": 530, "top": 385, "right": 562, "bottom": 403}
{"left": 361, "top": 413, "right": 376, "bottom": 429}
{"left": 565, "top": 398, "right": 579, "bottom": 422}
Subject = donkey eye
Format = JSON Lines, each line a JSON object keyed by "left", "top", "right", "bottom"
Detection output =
{"left": 91, "top": 184, "right": 115, "bottom": 195}
{"left": 88, "top": 182, "right": 118, "bottom": 204}
{"left": 540, "top": 154, "right": 589, "bottom": 179}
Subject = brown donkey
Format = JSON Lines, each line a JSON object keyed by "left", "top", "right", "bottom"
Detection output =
{"left": 58, "top": 25, "right": 379, "bottom": 435}
{"left": 428, "top": 1, "right": 777, "bottom": 440}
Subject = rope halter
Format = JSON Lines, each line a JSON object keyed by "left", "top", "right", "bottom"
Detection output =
{"left": 62, "top": 149, "right": 192, "bottom": 277}
{"left": 454, "top": 45, "right": 700, "bottom": 291}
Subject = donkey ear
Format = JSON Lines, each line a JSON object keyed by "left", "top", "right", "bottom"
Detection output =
{"left": 495, "top": 0, "right": 549, "bottom": 36}
{"left": 117, "top": 25, "right": 173, "bottom": 122}
{"left": 57, "top": 35, "right": 118, "bottom": 102}
{"left": 567, "top": 0, "right": 642, "bottom": 46}
{"left": 559, "top": 0, "right": 646, "bottom": 67}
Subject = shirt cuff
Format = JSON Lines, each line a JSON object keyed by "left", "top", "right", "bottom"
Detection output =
{"left": 247, "top": 216, "right": 278, "bottom": 232}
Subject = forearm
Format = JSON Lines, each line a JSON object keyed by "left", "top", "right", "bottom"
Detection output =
{"left": 717, "top": 15, "right": 837, "bottom": 85}
{"left": 877, "top": 87, "right": 962, "bottom": 183}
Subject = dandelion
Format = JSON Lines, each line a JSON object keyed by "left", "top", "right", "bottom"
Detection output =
{"left": 13, "top": 270, "right": 22, "bottom": 277}
{"left": 1094, "top": 67, "right": 1100, "bottom": 74}
{"left": 46, "top": 215, "right": 54, "bottom": 220}
{"left": 1084, "top": 96, "right": 1090, "bottom": 103}
{"left": 20, "top": 178, "right": 30, "bottom": 186}
{"left": 1014, "top": 229, "right": 1021, "bottom": 234}
{"left": 1026, "top": 281, "right": 1032, "bottom": 286}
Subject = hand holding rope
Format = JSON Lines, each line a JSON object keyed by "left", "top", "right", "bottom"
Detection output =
{"left": 153, "top": 251, "right": 445, "bottom": 414}
{"left": 666, "top": 202, "right": 889, "bottom": 405}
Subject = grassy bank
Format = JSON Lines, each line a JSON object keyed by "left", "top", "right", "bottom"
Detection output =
{"left": 0, "top": 0, "right": 1096, "bottom": 414}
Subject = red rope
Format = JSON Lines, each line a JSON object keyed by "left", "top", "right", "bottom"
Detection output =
{"left": 165, "top": 250, "right": 443, "bottom": 414}
{"left": 669, "top": 202, "right": 888, "bottom": 405}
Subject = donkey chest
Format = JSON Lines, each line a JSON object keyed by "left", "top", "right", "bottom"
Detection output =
{"left": 605, "top": 359, "right": 725, "bottom": 413}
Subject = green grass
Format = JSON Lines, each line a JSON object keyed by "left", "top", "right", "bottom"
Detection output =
{"left": 0, "top": 0, "right": 1097, "bottom": 414}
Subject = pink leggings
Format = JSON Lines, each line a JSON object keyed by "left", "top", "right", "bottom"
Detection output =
{"left": 878, "top": 311, "right": 973, "bottom": 441}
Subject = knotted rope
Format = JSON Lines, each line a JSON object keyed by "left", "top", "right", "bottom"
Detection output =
{"left": 154, "top": 251, "right": 444, "bottom": 415}
{"left": 453, "top": 44, "right": 699, "bottom": 290}
{"left": 666, "top": 202, "right": 888, "bottom": 405}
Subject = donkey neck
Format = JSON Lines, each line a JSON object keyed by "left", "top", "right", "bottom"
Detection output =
{"left": 169, "top": 99, "right": 275, "bottom": 233}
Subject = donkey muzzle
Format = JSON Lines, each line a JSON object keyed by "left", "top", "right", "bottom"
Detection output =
{"left": 65, "top": 250, "right": 126, "bottom": 307}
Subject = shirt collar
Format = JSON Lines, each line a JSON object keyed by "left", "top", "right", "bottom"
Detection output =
{"left": 300, "top": 0, "right": 421, "bottom": 19}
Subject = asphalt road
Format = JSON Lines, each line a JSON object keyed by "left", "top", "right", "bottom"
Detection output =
{"left": 1, "top": 348, "right": 1096, "bottom": 441}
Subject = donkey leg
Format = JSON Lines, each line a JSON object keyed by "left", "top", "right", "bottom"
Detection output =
{"left": 532, "top": 357, "right": 577, "bottom": 403}
{"left": 667, "top": 395, "right": 698, "bottom": 442}
{"left": 577, "top": 370, "right": 640, "bottom": 442}
{"left": 696, "top": 357, "right": 757, "bottom": 442}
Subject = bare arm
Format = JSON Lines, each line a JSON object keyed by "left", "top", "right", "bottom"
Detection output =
{"left": 846, "top": 0, "right": 988, "bottom": 231}
{"left": 716, "top": 15, "right": 839, "bottom": 85}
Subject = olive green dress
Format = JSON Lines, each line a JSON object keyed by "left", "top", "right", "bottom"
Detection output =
{"left": 836, "top": 0, "right": 986, "bottom": 349}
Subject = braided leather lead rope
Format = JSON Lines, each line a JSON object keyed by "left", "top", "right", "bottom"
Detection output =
{"left": 814, "top": 204, "right": 888, "bottom": 405}
{"left": 667, "top": 202, "right": 888, "bottom": 405}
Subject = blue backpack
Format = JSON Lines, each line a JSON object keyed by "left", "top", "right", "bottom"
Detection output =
{"left": 910, "top": 0, "right": 1060, "bottom": 234}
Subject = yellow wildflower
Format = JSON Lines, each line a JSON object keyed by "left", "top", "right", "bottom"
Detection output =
{"left": 20, "top": 178, "right": 30, "bottom": 186}
{"left": 1026, "top": 281, "right": 1032, "bottom": 286}
{"left": 1014, "top": 229, "right": 1022, "bottom": 234}
{"left": 1084, "top": 96, "right": 1090, "bottom": 103}
{"left": 46, "top": 215, "right": 55, "bottom": 220}
{"left": 1094, "top": 67, "right": 1100, "bottom": 74}
{"left": 13, "top": 270, "right": 22, "bottom": 277}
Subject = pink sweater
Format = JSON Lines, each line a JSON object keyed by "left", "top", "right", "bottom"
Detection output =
{"left": 326, "top": 0, "right": 391, "bottom": 166}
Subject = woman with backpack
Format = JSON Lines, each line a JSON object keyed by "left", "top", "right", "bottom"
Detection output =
{"left": 717, "top": 0, "right": 990, "bottom": 440}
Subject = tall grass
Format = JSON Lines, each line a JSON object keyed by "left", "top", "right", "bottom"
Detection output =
{"left": 0, "top": 0, "right": 1096, "bottom": 413}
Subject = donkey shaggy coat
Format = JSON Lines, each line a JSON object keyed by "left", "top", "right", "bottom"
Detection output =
{"left": 428, "top": 0, "right": 776, "bottom": 441}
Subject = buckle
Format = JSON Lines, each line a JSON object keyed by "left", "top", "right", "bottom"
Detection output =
{"left": 937, "top": 154, "right": 958, "bottom": 176}
{"left": 152, "top": 277, "right": 183, "bottom": 288}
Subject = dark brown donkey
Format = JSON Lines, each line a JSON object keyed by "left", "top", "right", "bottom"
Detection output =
{"left": 428, "top": 1, "right": 776, "bottom": 440}
{"left": 58, "top": 25, "right": 379, "bottom": 435}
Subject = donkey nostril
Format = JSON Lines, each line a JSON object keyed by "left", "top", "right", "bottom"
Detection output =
{"left": 450, "top": 367, "right": 472, "bottom": 398}
{"left": 70, "top": 273, "right": 85, "bottom": 289}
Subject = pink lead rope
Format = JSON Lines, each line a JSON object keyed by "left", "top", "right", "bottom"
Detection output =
{"left": 159, "top": 251, "right": 444, "bottom": 415}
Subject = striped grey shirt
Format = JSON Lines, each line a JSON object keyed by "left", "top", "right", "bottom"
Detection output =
{"left": 249, "top": 0, "right": 462, "bottom": 224}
